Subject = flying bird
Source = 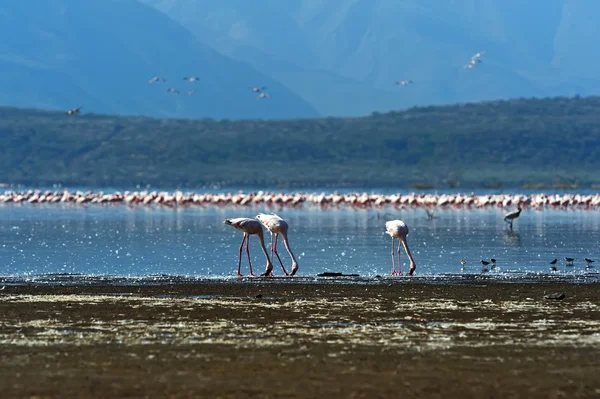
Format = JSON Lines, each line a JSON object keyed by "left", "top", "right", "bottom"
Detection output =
{"left": 250, "top": 86, "right": 267, "bottom": 93}
{"left": 504, "top": 206, "right": 522, "bottom": 230}
{"left": 167, "top": 88, "right": 180, "bottom": 94}
{"left": 385, "top": 220, "right": 417, "bottom": 276}
{"left": 471, "top": 51, "right": 487, "bottom": 59}
{"left": 148, "top": 76, "right": 166, "bottom": 84}
{"left": 224, "top": 218, "right": 272, "bottom": 277}
{"left": 395, "top": 80, "right": 413, "bottom": 86}
{"left": 66, "top": 106, "right": 82, "bottom": 116}
{"left": 183, "top": 77, "right": 200, "bottom": 82}
{"left": 256, "top": 93, "right": 271, "bottom": 100}
{"left": 256, "top": 213, "right": 299, "bottom": 276}
{"left": 187, "top": 90, "right": 195, "bottom": 96}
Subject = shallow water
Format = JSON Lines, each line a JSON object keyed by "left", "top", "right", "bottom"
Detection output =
{"left": 0, "top": 204, "right": 599, "bottom": 278}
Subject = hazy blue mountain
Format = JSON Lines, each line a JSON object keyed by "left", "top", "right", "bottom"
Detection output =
{"left": 141, "top": 0, "right": 600, "bottom": 116}
{"left": 0, "top": 1, "right": 318, "bottom": 119}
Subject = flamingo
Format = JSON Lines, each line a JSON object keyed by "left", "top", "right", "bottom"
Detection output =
{"left": 66, "top": 106, "right": 82, "bottom": 115}
{"left": 256, "top": 213, "right": 299, "bottom": 276}
{"left": 223, "top": 218, "right": 272, "bottom": 277}
{"left": 385, "top": 220, "right": 416, "bottom": 276}
{"left": 504, "top": 206, "right": 522, "bottom": 229}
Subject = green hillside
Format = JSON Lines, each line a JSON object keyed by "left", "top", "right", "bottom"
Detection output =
{"left": 1, "top": 96, "right": 599, "bottom": 188}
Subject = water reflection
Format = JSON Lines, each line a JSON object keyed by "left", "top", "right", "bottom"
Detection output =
{"left": 0, "top": 205, "right": 599, "bottom": 277}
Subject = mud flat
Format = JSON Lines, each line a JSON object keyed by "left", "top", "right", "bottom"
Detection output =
{"left": 1, "top": 278, "right": 599, "bottom": 398}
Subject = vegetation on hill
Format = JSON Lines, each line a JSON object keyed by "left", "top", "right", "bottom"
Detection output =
{"left": 1, "top": 96, "right": 600, "bottom": 189}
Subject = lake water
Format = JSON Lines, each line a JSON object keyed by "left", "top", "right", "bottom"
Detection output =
{"left": 1, "top": 202, "right": 599, "bottom": 279}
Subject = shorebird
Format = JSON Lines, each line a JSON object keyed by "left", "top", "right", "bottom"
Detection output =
{"left": 460, "top": 259, "right": 467, "bottom": 272}
{"left": 251, "top": 86, "right": 267, "bottom": 93}
{"left": 550, "top": 265, "right": 558, "bottom": 272}
{"left": 66, "top": 106, "right": 82, "bottom": 116}
{"left": 385, "top": 220, "right": 417, "bottom": 276}
{"left": 256, "top": 93, "right": 271, "bottom": 100}
{"left": 504, "top": 206, "right": 522, "bottom": 230}
{"left": 585, "top": 258, "right": 594, "bottom": 269}
{"left": 224, "top": 218, "right": 272, "bottom": 277}
{"left": 183, "top": 77, "right": 200, "bottom": 82}
{"left": 166, "top": 88, "right": 180, "bottom": 94}
{"left": 480, "top": 260, "right": 490, "bottom": 273}
{"left": 256, "top": 213, "right": 299, "bottom": 276}
{"left": 550, "top": 258, "right": 558, "bottom": 265}
{"left": 148, "top": 76, "right": 166, "bottom": 84}
{"left": 490, "top": 258, "right": 497, "bottom": 270}
{"left": 564, "top": 257, "right": 575, "bottom": 266}
{"left": 395, "top": 80, "right": 413, "bottom": 86}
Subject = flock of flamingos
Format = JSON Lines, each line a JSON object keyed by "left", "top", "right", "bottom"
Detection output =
{"left": 1, "top": 189, "right": 600, "bottom": 210}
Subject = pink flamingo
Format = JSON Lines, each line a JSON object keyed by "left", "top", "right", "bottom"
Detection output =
{"left": 256, "top": 213, "right": 299, "bottom": 276}
{"left": 385, "top": 220, "right": 416, "bottom": 276}
{"left": 224, "top": 218, "right": 272, "bottom": 277}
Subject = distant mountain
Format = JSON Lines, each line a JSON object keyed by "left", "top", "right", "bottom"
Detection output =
{"left": 0, "top": 1, "right": 318, "bottom": 119}
{"left": 2, "top": 96, "right": 600, "bottom": 188}
{"left": 141, "top": 0, "right": 600, "bottom": 116}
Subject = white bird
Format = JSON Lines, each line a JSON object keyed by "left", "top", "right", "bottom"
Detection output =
{"left": 385, "top": 220, "right": 417, "bottom": 276}
{"left": 256, "top": 213, "right": 299, "bottom": 276}
{"left": 148, "top": 76, "right": 166, "bottom": 84}
{"left": 256, "top": 93, "right": 271, "bottom": 101}
{"left": 251, "top": 86, "right": 267, "bottom": 93}
{"left": 464, "top": 64, "right": 475, "bottom": 69}
{"left": 224, "top": 218, "right": 272, "bottom": 277}
{"left": 395, "top": 80, "right": 413, "bottom": 86}
{"left": 187, "top": 90, "right": 195, "bottom": 96}
{"left": 183, "top": 77, "right": 200, "bottom": 82}
{"left": 167, "top": 88, "right": 180, "bottom": 94}
{"left": 66, "top": 106, "right": 82, "bottom": 115}
{"left": 471, "top": 51, "right": 487, "bottom": 59}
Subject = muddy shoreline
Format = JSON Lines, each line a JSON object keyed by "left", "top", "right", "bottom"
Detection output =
{"left": 1, "top": 281, "right": 599, "bottom": 398}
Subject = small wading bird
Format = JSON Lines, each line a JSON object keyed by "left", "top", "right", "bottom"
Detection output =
{"left": 250, "top": 86, "right": 267, "bottom": 93}
{"left": 256, "top": 213, "right": 299, "bottom": 276}
{"left": 256, "top": 92, "right": 271, "bottom": 100}
{"left": 480, "top": 259, "right": 490, "bottom": 273}
{"left": 490, "top": 258, "right": 497, "bottom": 270}
{"left": 585, "top": 258, "right": 595, "bottom": 269}
{"left": 504, "top": 206, "right": 522, "bottom": 230}
{"left": 460, "top": 259, "right": 467, "bottom": 272}
{"left": 66, "top": 106, "right": 82, "bottom": 116}
{"left": 385, "top": 220, "right": 416, "bottom": 276}
{"left": 564, "top": 257, "right": 575, "bottom": 266}
{"left": 395, "top": 80, "right": 413, "bottom": 86}
{"left": 183, "top": 77, "right": 200, "bottom": 82}
{"left": 550, "top": 258, "right": 558, "bottom": 271}
{"left": 167, "top": 88, "right": 179, "bottom": 94}
{"left": 224, "top": 218, "right": 272, "bottom": 277}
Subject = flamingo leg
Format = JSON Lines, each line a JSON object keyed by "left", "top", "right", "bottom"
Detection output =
{"left": 397, "top": 239, "right": 403, "bottom": 275}
{"left": 273, "top": 234, "right": 289, "bottom": 276}
{"left": 237, "top": 234, "right": 247, "bottom": 277}
{"left": 391, "top": 237, "right": 397, "bottom": 276}
{"left": 246, "top": 234, "right": 255, "bottom": 277}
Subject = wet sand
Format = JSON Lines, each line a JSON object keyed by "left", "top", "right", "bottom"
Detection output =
{"left": 1, "top": 279, "right": 599, "bottom": 398}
